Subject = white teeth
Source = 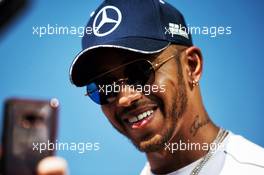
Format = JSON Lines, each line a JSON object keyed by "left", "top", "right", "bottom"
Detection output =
{"left": 138, "top": 114, "right": 144, "bottom": 120}
{"left": 128, "top": 117, "right": 138, "bottom": 123}
{"left": 127, "top": 110, "right": 154, "bottom": 124}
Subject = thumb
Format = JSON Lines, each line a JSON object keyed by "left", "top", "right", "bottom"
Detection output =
{"left": 37, "top": 156, "right": 68, "bottom": 175}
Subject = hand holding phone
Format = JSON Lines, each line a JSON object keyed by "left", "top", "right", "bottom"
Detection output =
{"left": 1, "top": 98, "right": 58, "bottom": 175}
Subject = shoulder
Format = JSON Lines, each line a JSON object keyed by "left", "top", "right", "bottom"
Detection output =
{"left": 139, "top": 132, "right": 264, "bottom": 175}
{"left": 220, "top": 132, "right": 264, "bottom": 175}
{"left": 226, "top": 132, "right": 264, "bottom": 162}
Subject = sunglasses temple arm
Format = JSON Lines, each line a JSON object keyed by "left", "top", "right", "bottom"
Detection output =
{"left": 153, "top": 55, "right": 176, "bottom": 70}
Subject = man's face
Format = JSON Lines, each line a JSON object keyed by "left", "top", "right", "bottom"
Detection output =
{"left": 100, "top": 46, "right": 188, "bottom": 152}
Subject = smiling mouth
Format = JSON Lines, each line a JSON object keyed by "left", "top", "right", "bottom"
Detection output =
{"left": 127, "top": 110, "right": 154, "bottom": 123}
{"left": 123, "top": 107, "right": 157, "bottom": 129}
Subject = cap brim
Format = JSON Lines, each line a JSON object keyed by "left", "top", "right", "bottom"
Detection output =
{"left": 70, "top": 37, "right": 170, "bottom": 87}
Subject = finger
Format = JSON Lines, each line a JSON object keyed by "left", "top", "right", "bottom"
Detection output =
{"left": 37, "top": 156, "right": 68, "bottom": 175}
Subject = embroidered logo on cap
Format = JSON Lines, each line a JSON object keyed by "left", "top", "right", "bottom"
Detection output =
{"left": 167, "top": 23, "right": 189, "bottom": 39}
{"left": 93, "top": 5, "right": 122, "bottom": 37}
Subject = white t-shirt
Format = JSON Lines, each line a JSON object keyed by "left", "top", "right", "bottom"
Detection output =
{"left": 140, "top": 132, "right": 264, "bottom": 175}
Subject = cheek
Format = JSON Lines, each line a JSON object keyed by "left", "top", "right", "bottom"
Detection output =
{"left": 154, "top": 68, "right": 178, "bottom": 99}
{"left": 151, "top": 64, "right": 181, "bottom": 113}
{"left": 101, "top": 106, "right": 126, "bottom": 132}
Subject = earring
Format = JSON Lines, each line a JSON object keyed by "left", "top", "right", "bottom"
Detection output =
{"left": 189, "top": 72, "right": 199, "bottom": 87}
{"left": 192, "top": 79, "right": 199, "bottom": 87}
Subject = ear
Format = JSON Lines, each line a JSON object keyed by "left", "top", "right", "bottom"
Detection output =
{"left": 184, "top": 46, "right": 203, "bottom": 90}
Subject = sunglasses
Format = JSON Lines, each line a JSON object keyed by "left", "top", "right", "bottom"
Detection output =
{"left": 85, "top": 54, "right": 176, "bottom": 105}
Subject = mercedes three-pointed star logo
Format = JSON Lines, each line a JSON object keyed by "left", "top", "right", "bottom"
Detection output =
{"left": 93, "top": 5, "right": 122, "bottom": 37}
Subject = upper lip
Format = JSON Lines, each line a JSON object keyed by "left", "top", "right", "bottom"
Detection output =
{"left": 120, "top": 103, "right": 158, "bottom": 121}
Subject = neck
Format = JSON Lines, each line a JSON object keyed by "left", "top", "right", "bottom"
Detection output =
{"left": 146, "top": 91, "right": 219, "bottom": 174}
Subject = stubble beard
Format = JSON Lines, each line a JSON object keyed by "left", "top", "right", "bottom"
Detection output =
{"left": 134, "top": 72, "right": 188, "bottom": 153}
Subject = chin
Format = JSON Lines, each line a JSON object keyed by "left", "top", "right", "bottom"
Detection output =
{"left": 134, "top": 123, "right": 175, "bottom": 153}
{"left": 138, "top": 134, "right": 165, "bottom": 152}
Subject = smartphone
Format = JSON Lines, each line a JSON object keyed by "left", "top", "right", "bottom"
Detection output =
{"left": 1, "top": 98, "right": 58, "bottom": 175}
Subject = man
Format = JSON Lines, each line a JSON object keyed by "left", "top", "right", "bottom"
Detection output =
{"left": 70, "top": 0, "right": 264, "bottom": 174}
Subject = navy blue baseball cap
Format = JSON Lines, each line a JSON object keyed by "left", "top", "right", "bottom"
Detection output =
{"left": 70, "top": 0, "right": 193, "bottom": 87}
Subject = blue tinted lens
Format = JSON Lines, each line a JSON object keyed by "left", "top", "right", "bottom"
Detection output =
{"left": 86, "top": 83, "right": 102, "bottom": 104}
{"left": 86, "top": 60, "right": 154, "bottom": 105}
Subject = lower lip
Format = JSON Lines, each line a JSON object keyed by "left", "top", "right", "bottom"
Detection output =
{"left": 130, "top": 113, "right": 154, "bottom": 129}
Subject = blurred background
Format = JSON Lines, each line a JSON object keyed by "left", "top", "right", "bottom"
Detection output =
{"left": 0, "top": 0, "right": 264, "bottom": 174}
